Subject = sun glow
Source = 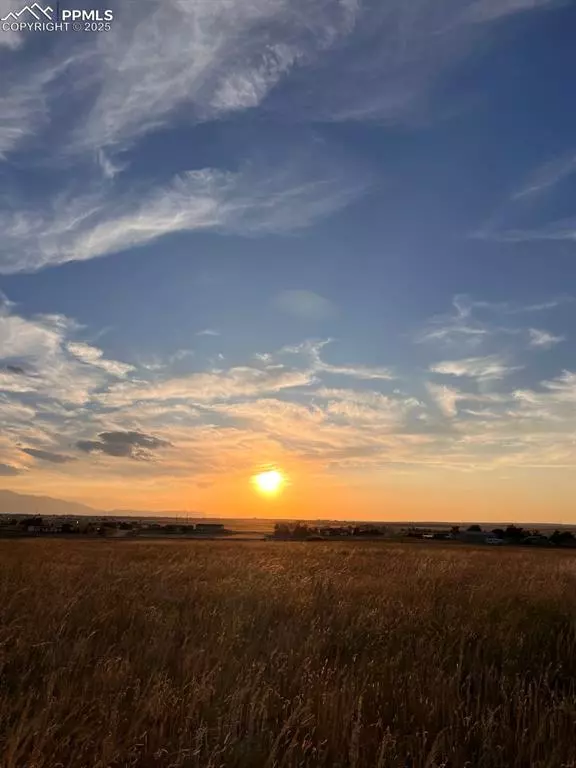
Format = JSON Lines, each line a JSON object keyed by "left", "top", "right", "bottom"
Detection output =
{"left": 252, "top": 469, "right": 285, "bottom": 496}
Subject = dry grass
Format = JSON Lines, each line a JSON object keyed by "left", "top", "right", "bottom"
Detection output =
{"left": 1, "top": 540, "right": 576, "bottom": 768}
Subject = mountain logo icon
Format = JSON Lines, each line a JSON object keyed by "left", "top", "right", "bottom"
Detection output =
{"left": 1, "top": 4, "right": 54, "bottom": 21}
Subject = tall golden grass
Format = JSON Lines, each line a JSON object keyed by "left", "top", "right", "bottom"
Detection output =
{"left": 1, "top": 539, "right": 575, "bottom": 767}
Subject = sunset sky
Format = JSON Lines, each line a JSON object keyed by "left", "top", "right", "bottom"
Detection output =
{"left": 1, "top": 0, "right": 576, "bottom": 522}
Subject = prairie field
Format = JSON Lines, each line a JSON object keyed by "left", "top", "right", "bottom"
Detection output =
{"left": 1, "top": 540, "right": 576, "bottom": 768}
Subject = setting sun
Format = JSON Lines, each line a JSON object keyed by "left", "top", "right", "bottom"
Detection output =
{"left": 252, "top": 470, "right": 285, "bottom": 496}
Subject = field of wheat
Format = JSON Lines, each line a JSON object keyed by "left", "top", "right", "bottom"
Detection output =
{"left": 1, "top": 539, "right": 576, "bottom": 768}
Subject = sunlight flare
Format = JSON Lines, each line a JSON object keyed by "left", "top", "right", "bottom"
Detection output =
{"left": 252, "top": 469, "right": 285, "bottom": 496}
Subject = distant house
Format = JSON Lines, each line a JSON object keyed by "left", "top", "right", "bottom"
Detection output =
{"left": 61, "top": 523, "right": 77, "bottom": 534}
{"left": 27, "top": 525, "right": 42, "bottom": 534}
{"left": 317, "top": 526, "right": 352, "bottom": 537}
{"left": 458, "top": 528, "right": 489, "bottom": 544}
{"left": 179, "top": 525, "right": 196, "bottom": 534}
{"left": 21, "top": 516, "right": 43, "bottom": 531}
{"left": 521, "top": 535, "right": 550, "bottom": 547}
{"left": 405, "top": 527, "right": 435, "bottom": 539}
{"left": 195, "top": 523, "right": 225, "bottom": 533}
{"left": 42, "top": 525, "right": 62, "bottom": 534}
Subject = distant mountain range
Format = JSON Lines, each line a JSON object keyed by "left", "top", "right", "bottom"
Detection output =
{"left": 0, "top": 489, "right": 101, "bottom": 517}
{"left": 0, "top": 489, "right": 203, "bottom": 519}
{"left": 107, "top": 509, "right": 204, "bottom": 519}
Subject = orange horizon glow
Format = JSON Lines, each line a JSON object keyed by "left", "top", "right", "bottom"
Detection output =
{"left": 3, "top": 463, "right": 576, "bottom": 525}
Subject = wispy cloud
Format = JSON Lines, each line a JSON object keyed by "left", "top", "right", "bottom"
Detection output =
{"left": 0, "top": 155, "right": 369, "bottom": 273}
{"left": 511, "top": 372, "right": 576, "bottom": 429}
{"left": 316, "top": 387, "right": 421, "bottom": 426}
{"left": 0, "top": 0, "right": 25, "bottom": 48}
{"left": 1, "top": 0, "right": 559, "bottom": 162}
{"left": 94, "top": 338, "right": 395, "bottom": 413}
{"left": 273, "top": 290, "right": 336, "bottom": 320}
{"left": 461, "top": 0, "right": 559, "bottom": 25}
{"left": 476, "top": 146, "right": 576, "bottom": 243}
{"left": 196, "top": 329, "right": 220, "bottom": 337}
{"left": 72, "top": 0, "right": 350, "bottom": 155}
{"left": 540, "top": 370, "right": 576, "bottom": 401}
{"left": 417, "top": 294, "right": 500, "bottom": 349}
{"left": 528, "top": 328, "right": 565, "bottom": 349}
{"left": 0, "top": 463, "right": 20, "bottom": 476}
{"left": 451, "top": 294, "right": 572, "bottom": 317}
{"left": 0, "top": 0, "right": 563, "bottom": 285}
{"left": 0, "top": 298, "right": 132, "bottom": 404}
{"left": 418, "top": 324, "right": 487, "bottom": 348}
{"left": 21, "top": 448, "right": 76, "bottom": 464}
{"left": 67, "top": 342, "right": 135, "bottom": 377}
{"left": 477, "top": 218, "right": 576, "bottom": 243}
{"left": 430, "top": 355, "right": 520, "bottom": 380}
{"left": 417, "top": 294, "right": 572, "bottom": 353}
{"left": 64, "top": 0, "right": 506, "bottom": 154}
{"left": 96, "top": 149, "right": 127, "bottom": 181}
{"left": 279, "top": 339, "right": 395, "bottom": 381}
{"left": 0, "top": 77, "right": 48, "bottom": 157}
{"left": 511, "top": 151, "right": 576, "bottom": 200}
{"left": 0, "top": 49, "right": 79, "bottom": 157}
{"left": 426, "top": 383, "right": 461, "bottom": 417}
{"left": 261, "top": 0, "right": 558, "bottom": 124}
{"left": 98, "top": 365, "right": 316, "bottom": 408}
{"left": 426, "top": 382, "right": 509, "bottom": 419}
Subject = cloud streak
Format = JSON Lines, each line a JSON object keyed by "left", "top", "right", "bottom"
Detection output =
{"left": 528, "top": 328, "right": 565, "bottom": 349}
{"left": 430, "top": 355, "right": 520, "bottom": 381}
{"left": 0, "top": 156, "right": 369, "bottom": 274}
{"left": 0, "top": 463, "right": 20, "bottom": 476}
{"left": 511, "top": 152, "right": 576, "bottom": 200}
{"left": 21, "top": 448, "right": 75, "bottom": 464}
{"left": 476, "top": 147, "right": 576, "bottom": 243}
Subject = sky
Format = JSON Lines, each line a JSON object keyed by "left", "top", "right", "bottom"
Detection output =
{"left": 1, "top": 0, "right": 576, "bottom": 522}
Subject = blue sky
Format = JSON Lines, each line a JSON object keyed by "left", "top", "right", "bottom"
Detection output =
{"left": 1, "top": 0, "right": 576, "bottom": 520}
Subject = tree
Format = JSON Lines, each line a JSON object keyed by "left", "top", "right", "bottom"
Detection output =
{"left": 292, "top": 523, "right": 311, "bottom": 540}
{"left": 273, "top": 523, "right": 290, "bottom": 538}
{"left": 504, "top": 525, "right": 525, "bottom": 541}
{"left": 550, "top": 530, "right": 576, "bottom": 547}
{"left": 61, "top": 523, "right": 74, "bottom": 533}
{"left": 467, "top": 524, "right": 482, "bottom": 533}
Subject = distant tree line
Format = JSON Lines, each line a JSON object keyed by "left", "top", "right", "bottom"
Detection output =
{"left": 405, "top": 523, "right": 576, "bottom": 547}
{"left": 11, "top": 517, "right": 136, "bottom": 534}
{"left": 272, "top": 522, "right": 388, "bottom": 540}
{"left": 272, "top": 521, "right": 576, "bottom": 546}
{"left": 1, "top": 517, "right": 227, "bottom": 537}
